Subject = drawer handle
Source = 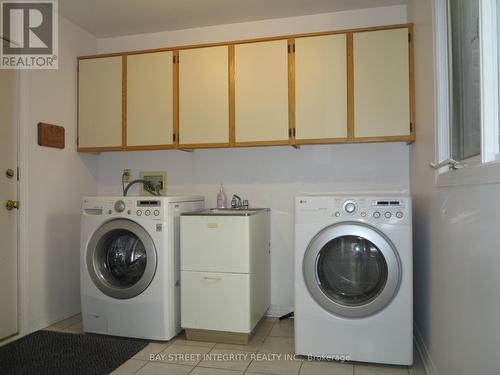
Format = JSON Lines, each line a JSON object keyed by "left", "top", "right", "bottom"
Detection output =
{"left": 203, "top": 277, "right": 222, "bottom": 281}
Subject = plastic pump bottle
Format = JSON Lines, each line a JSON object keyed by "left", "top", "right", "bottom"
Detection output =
{"left": 217, "top": 185, "right": 227, "bottom": 208}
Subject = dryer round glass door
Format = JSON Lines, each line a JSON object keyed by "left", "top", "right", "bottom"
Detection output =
{"left": 86, "top": 219, "right": 157, "bottom": 299}
{"left": 303, "top": 222, "right": 401, "bottom": 318}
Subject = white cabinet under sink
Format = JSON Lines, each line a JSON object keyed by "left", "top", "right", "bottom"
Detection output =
{"left": 180, "top": 209, "right": 270, "bottom": 344}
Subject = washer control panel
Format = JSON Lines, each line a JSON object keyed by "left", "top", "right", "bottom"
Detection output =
{"left": 83, "top": 198, "right": 164, "bottom": 219}
{"left": 296, "top": 196, "right": 410, "bottom": 225}
{"left": 133, "top": 200, "right": 163, "bottom": 218}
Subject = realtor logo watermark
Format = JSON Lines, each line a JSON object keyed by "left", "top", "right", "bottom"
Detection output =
{"left": 1, "top": 0, "right": 58, "bottom": 69}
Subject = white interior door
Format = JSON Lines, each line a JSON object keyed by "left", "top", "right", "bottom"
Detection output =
{"left": 0, "top": 68, "right": 19, "bottom": 341}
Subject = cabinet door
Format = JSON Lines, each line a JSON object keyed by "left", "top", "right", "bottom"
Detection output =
{"left": 181, "top": 216, "right": 250, "bottom": 273}
{"left": 179, "top": 46, "right": 229, "bottom": 146}
{"left": 127, "top": 52, "right": 173, "bottom": 148}
{"left": 353, "top": 28, "right": 410, "bottom": 138}
{"left": 78, "top": 56, "right": 123, "bottom": 149}
{"left": 235, "top": 40, "right": 289, "bottom": 144}
{"left": 295, "top": 34, "right": 347, "bottom": 142}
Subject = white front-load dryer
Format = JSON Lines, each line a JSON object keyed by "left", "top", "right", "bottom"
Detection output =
{"left": 295, "top": 195, "right": 413, "bottom": 365}
{"left": 80, "top": 196, "right": 204, "bottom": 340}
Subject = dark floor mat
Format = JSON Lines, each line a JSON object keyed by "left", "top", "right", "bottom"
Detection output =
{"left": 0, "top": 330, "right": 148, "bottom": 375}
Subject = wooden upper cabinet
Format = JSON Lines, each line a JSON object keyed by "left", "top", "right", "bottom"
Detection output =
{"left": 353, "top": 27, "right": 411, "bottom": 139}
{"left": 76, "top": 24, "right": 414, "bottom": 153}
{"left": 179, "top": 46, "right": 229, "bottom": 147}
{"left": 294, "top": 34, "right": 348, "bottom": 142}
{"left": 235, "top": 40, "right": 289, "bottom": 144}
{"left": 126, "top": 51, "right": 173, "bottom": 148}
{"left": 78, "top": 56, "right": 123, "bottom": 150}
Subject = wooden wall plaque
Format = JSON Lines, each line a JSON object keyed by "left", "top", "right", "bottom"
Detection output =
{"left": 38, "top": 122, "right": 65, "bottom": 149}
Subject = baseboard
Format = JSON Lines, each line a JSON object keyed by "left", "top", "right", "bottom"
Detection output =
{"left": 266, "top": 304, "right": 293, "bottom": 318}
{"left": 25, "top": 309, "right": 81, "bottom": 337}
{"left": 414, "top": 322, "right": 439, "bottom": 375}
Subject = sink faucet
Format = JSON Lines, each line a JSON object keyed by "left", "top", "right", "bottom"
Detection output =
{"left": 231, "top": 195, "right": 242, "bottom": 209}
{"left": 230, "top": 195, "right": 250, "bottom": 209}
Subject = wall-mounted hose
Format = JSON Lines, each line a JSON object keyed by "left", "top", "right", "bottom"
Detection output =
{"left": 123, "top": 179, "right": 160, "bottom": 197}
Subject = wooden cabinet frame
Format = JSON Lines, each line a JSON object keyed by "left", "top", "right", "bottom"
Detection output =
{"left": 291, "top": 34, "right": 349, "bottom": 145}
{"left": 349, "top": 24, "right": 415, "bottom": 143}
{"left": 77, "top": 56, "right": 124, "bottom": 152}
{"left": 126, "top": 51, "right": 176, "bottom": 151}
{"left": 177, "top": 45, "right": 231, "bottom": 149}
{"left": 77, "top": 23, "right": 415, "bottom": 152}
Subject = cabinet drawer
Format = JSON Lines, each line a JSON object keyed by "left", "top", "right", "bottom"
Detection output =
{"left": 181, "top": 271, "right": 251, "bottom": 332}
{"left": 181, "top": 216, "right": 249, "bottom": 273}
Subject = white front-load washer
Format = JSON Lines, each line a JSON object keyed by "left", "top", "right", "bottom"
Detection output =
{"left": 295, "top": 195, "right": 413, "bottom": 365}
{"left": 80, "top": 196, "right": 204, "bottom": 340}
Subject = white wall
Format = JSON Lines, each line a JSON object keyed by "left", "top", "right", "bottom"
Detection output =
{"left": 98, "top": 5, "right": 408, "bottom": 52}
{"left": 96, "top": 5, "right": 410, "bottom": 315}
{"left": 97, "top": 144, "right": 410, "bottom": 314}
{"left": 408, "top": 1, "right": 500, "bottom": 374}
{"left": 18, "top": 16, "right": 98, "bottom": 334}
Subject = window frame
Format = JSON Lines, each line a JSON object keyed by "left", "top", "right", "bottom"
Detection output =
{"left": 434, "top": 0, "right": 500, "bottom": 186}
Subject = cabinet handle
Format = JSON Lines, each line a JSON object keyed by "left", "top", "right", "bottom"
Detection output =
{"left": 203, "top": 276, "right": 222, "bottom": 281}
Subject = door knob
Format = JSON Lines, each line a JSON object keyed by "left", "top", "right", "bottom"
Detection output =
{"left": 6, "top": 200, "right": 19, "bottom": 210}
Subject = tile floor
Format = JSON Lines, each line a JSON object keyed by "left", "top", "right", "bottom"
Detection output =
{"left": 44, "top": 315, "right": 427, "bottom": 375}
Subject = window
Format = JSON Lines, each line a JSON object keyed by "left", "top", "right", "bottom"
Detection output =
{"left": 448, "top": 0, "right": 481, "bottom": 161}
{"left": 434, "top": 0, "right": 500, "bottom": 185}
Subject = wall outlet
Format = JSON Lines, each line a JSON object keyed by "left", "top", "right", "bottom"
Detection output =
{"left": 139, "top": 171, "right": 167, "bottom": 196}
{"left": 123, "top": 169, "right": 131, "bottom": 183}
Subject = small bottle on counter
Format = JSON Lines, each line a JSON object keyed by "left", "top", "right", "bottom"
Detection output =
{"left": 217, "top": 184, "right": 227, "bottom": 208}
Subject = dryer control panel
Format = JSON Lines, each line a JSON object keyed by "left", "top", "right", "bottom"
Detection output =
{"left": 295, "top": 195, "right": 411, "bottom": 225}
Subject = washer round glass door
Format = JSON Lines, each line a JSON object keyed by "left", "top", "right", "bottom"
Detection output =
{"left": 303, "top": 222, "right": 401, "bottom": 318}
{"left": 87, "top": 219, "right": 157, "bottom": 299}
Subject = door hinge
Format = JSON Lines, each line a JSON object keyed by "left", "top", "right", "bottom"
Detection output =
{"left": 288, "top": 128, "right": 292, "bottom": 137}
{"left": 408, "top": 32, "right": 412, "bottom": 43}
{"left": 293, "top": 128, "right": 296, "bottom": 137}
{"left": 173, "top": 133, "right": 177, "bottom": 143}
{"left": 293, "top": 43, "right": 295, "bottom": 53}
{"left": 287, "top": 44, "right": 296, "bottom": 54}
{"left": 410, "top": 122, "right": 413, "bottom": 132}
{"left": 17, "top": 167, "right": 20, "bottom": 181}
